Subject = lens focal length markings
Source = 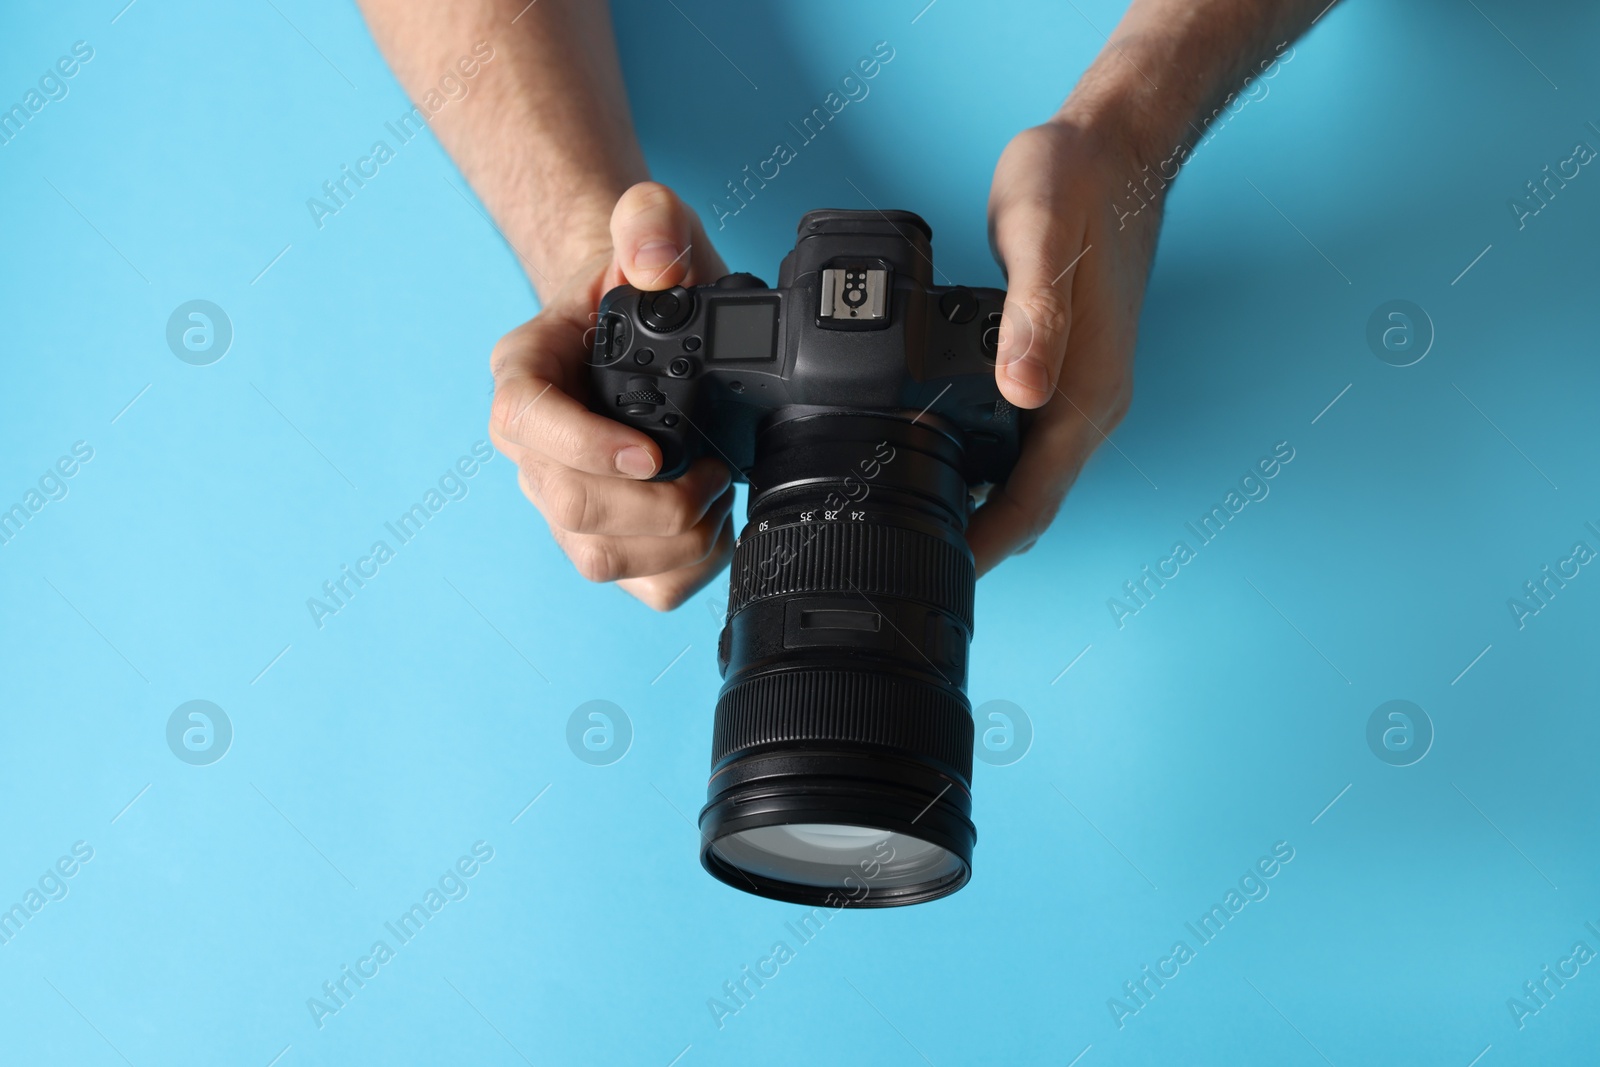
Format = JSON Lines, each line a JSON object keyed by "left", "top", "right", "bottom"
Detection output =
{"left": 758, "top": 507, "right": 872, "bottom": 526}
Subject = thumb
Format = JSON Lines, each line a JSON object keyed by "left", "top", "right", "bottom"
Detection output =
{"left": 991, "top": 206, "right": 1084, "bottom": 409}
{"left": 610, "top": 181, "right": 720, "bottom": 291}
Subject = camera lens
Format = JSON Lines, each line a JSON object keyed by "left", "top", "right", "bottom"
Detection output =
{"left": 699, "top": 411, "right": 978, "bottom": 908}
{"left": 710, "top": 825, "right": 964, "bottom": 889}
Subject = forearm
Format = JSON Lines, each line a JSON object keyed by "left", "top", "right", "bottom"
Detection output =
{"left": 1060, "top": 0, "right": 1331, "bottom": 190}
{"left": 357, "top": 0, "right": 649, "bottom": 296}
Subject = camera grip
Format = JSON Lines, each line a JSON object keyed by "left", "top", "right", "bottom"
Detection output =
{"left": 588, "top": 286, "right": 702, "bottom": 481}
{"left": 589, "top": 362, "right": 699, "bottom": 481}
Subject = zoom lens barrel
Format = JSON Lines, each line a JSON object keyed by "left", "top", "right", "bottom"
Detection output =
{"left": 699, "top": 411, "right": 979, "bottom": 907}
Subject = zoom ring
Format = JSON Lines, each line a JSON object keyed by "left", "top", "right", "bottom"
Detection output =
{"left": 711, "top": 667, "right": 973, "bottom": 778}
{"left": 727, "top": 521, "right": 974, "bottom": 628}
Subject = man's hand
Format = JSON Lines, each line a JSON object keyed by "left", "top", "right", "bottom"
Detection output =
{"left": 972, "top": 117, "right": 1159, "bottom": 573}
{"left": 358, "top": 2, "right": 735, "bottom": 608}
{"left": 488, "top": 182, "right": 736, "bottom": 610}
{"left": 970, "top": 0, "right": 1330, "bottom": 573}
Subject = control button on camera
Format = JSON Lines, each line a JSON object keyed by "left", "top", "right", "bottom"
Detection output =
{"left": 981, "top": 312, "right": 1003, "bottom": 358}
{"left": 633, "top": 347, "right": 654, "bottom": 365}
{"left": 683, "top": 336, "right": 702, "bottom": 352}
{"left": 668, "top": 357, "right": 693, "bottom": 378}
{"left": 593, "top": 312, "right": 630, "bottom": 363}
{"left": 619, "top": 387, "right": 666, "bottom": 416}
{"left": 714, "top": 272, "right": 768, "bottom": 290}
{"left": 939, "top": 287, "right": 978, "bottom": 325}
{"left": 640, "top": 287, "right": 694, "bottom": 333}
{"left": 619, "top": 375, "right": 665, "bottom": 417}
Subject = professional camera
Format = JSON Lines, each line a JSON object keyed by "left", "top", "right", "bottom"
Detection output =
{"left": 589, "top": 209, "right": 1020, "bottom": 906}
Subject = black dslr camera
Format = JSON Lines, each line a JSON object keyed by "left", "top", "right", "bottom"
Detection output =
{"left": 588, "top": 209, "right": 1019, "bottom": 907}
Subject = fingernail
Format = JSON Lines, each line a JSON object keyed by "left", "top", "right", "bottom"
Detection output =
{"left": 615, "top": 446, "right": 657, "bottom": 479}
{"left": 633, "top": 240, "right": 681, "bottom": 272}
{"left": 1005, "top": 357, "right": 1048, "bottom": 396}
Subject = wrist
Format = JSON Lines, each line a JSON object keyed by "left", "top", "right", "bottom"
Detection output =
{"left": 509, "top": 181, "right": 630, "bottom": 300}
{"left": 1051, "top": 53, "right": 1191, "bottom": 188}
{"left": 1050, "top": 0, "right": 1317, "bottom": 183}
{"left": 534, "top": 197, "right": 617, "bottom": 289}
{"left": 1040, "top": 96, "right": 1174, "bottom": 238}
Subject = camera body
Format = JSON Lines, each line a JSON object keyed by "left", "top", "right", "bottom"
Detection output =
{"left": 586, "top": 209, "right": 1020, "bottom": 907}
{"left": 588, "top": 209, "right": 1019, "bottom": 486}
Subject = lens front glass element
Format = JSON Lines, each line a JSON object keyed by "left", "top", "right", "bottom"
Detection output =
{"left": 710, "top": 823, "right": 963, "bottom": 890}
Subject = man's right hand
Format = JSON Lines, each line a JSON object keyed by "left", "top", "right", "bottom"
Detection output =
{"left": 488, "top": 182, "right": 736, "bottom": 611}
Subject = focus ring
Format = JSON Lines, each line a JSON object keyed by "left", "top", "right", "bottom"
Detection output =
{"left": 711, "top": 667, "right": 973, "bottom": 778}
{"left": 727, "top": 521, "right": 974, "bottom": 628}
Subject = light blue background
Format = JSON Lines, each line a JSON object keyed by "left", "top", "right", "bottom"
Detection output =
{"left": 3, "top": 1, "right": 1598, "bottom": 1064}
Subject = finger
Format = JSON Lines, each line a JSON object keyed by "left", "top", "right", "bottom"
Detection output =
{"left": 520, "top": 456, "right": 732, "bottom": 537}
{"left": 490, "top": 313, "right": 666, "bottom": 478}
{"left": 618, "top": 512, "right": 736, "bottom": 611}
{"left": 990, "top": 202, "right": 1084, "bottom": 409}
{"left": 489, "top": 311, "right": 584, "bottom": 389}
{"left": 491, "top": 369, "right": 663, "bottom": 479}
{"left": 966, "top": 409, "right": 1097, "bottom": 576}
{"left": 553, "top": 486, "right": 736, "bottom": 583}
{"left": 968, "top": 337, "right": 1132, "bottom": 574}
{"left": 609, "top": 181, "right": 727, "bottom": 291}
